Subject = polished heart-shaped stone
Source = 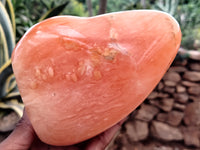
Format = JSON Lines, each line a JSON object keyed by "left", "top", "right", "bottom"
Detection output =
{"left": 12, "top": 10, "right": 181, "bottom": 146}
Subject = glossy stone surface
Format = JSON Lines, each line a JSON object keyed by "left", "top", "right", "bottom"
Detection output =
{"left": 12, "top": 10, "right": 181, "bottom": 146}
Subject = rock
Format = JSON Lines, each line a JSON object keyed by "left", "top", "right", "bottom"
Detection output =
{"left": 173, "top": 59, "right": 187, "bottom": 66}
{"left": 179, "top": 48, "right": 200, "bottom": 61}
{"left": 163, "top": 87, "right": 175, "bottom": 94}
{"left": 183, "top": 71, "right": 200, "bottom": 81}
{"left": 111, "top": 133, "right": 130, "bottom": 150}
{"left": 150, "top": 98, "right": 174, "bottom": 112}
{"left": 181, "top": 80, "right": 199, "bottom": 87}
{"left": 121, "top": 142, "right": 143, "bottom": 150}
{"left": 120, "top": 144, "right": 139, "bottom": 150}
{"left": 125, "top": 120, "right": 148, "bottom": 142}
{"left": 163, "top": 72, "right": 181, "bottom": 82}
{"left": 148, "top": 91, "right": 158, "bottom": 99}
{"left": 156, "top": 113, "right": 168, "bottom": 122}
{"left": 173, "top": 103, "right": 186, "bottom": 111}
{"left": 157, "top": 82, "right": 164, "bottom": 91}
{"left": 182, "top": 126, "right": 200, "bottom": 147}
{"left": 189, "top": 95, "right": 200, "bottom": 102}
{"left": 166, "top": 111, "right": 184, "bottom": 126}
{"left": 157, "top": 111, "right": 184, "bottom": 126}
{"left": 189, "top": 63, "right": 200, "bottom": 71}
{"left": 188, "top": 86, "right": 200, "bottom": 96}
{"left": 150, "top": 121, "right": 183, "bottom": 141}
{"left": 176, "top": 85, "right": 186, "bottom": 93}
{"left": 141, "top": 142, "right": 174, "bottom": 150}
{"left": 164, "top": 80, "right": 176, "bottom": 87}
{"left": 184, "top": 102, "right": 200, "bottom": 126}
{"left": 0, "top": 111, "right": 20, "bottom": 132}
{"left": 135, "top": 104, "right": 159, "bottom": 122}
{"left": 153, "top": 146, "right": 173, "bottom": 150}
{"left": 148, "top": 92, "right": 169, "bottom": 99}
{"left": 173, "top": 93, "right": 189, "bottom": 103}
{"left": 157, "top": 93, "right": 169, "bottom": 98}
{"left": 169, "top": 66, "right": 187, "bottom": 72}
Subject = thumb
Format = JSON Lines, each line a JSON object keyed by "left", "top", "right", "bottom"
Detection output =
{"left": 86, "top": 117, "right": 127, "bottom": 150}
{"left": 0, "top": 110, "right": 36, "bottom": 150}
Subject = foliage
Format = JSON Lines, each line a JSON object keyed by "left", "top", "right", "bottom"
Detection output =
{"left": 12, "top": 0, "right": 34, "bottom": 41}
{"left": 153, "top": 0, "right": 200, "bottom": 50}
{"left": 13, "top": 0, "right": 71, "bottom": 41}
{"left": 62, "top": 0, "right": 87, "bottom": 16}
{"left": 0, "top": 0, "right": 23, "bottom": 117}
{"left": 39, "top": 1, "right": 70, "bottom": 22}
{"left": 89, "top": 0, "right": 151, "bottom": 16}
{"left": 107, "top": 0, "right": 153, "bottom": 12}
{"left": 175, "top": 0, "right": 200, "bottom": 49}
{"left": 0, "top": 0, "right": 71, "bottom": 118}
{"left": 10, "top": 0, "right": 200, "bottom": 50}
{"left": 153, "top": 0, "right": 179, "bottom": 16}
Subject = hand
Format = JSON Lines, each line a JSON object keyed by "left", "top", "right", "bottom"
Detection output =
{"left": 0, "top": 110, "right": 126, "bottom": 150}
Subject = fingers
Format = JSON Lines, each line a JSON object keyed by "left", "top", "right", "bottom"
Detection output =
{"left": 0, "top": 110, "right": 36, "bottom": 150}
{"left": 86, "top": 117, "right": 127, "bottom": 150}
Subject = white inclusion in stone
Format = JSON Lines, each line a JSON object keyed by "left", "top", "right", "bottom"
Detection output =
{"left": 108, "top": 42, "right": 128, "bottom": 55}
{"left": 48, "top": 67, "right": 54, "bottom": 77}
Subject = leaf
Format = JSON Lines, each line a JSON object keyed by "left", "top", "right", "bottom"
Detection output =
{"left": 0, "top": 0, "right": 5, "bottom": 5}
{"left": 0, "top": 60, "right": 12, "bottom": 98}
{"left": 40, "top": 0, "right": 52, "bottom": 9}
{"left": 0, "top": 24, "right": 9, "bottom": 68}
{"left": 5, "top": 74, "right": 16, "bottom": 94}
{"left": 38, "top": 1, "right": 69, "bottom": 22}
{"left": 0, "top": 99, "right": 24, "bottom": 117}
{"left": 5, "top": 91, "right": 20, "bottom": 100}
{"left": 0, "top": 1, "right": 15, "bottom": 57}
{"left": 0, "top": 59, "right": 20, "bottom": 101}
{"left": 0, "top": 59, "right": 11, "bottom": 76}
{"left": 154, "top": 0, "right": 179, "bottom": 16}
{"left": 6, "top": 0, "right": 16, "bottom": 37}
{"left": 169, "top": 0, "right": 179, "bottom": 16}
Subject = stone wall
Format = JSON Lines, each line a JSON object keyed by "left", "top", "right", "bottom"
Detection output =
{"left": 109, "top": 56, "right": 200, "bottom": 150}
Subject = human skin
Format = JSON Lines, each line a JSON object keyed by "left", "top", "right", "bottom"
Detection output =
{"left": 0, "top": 110, "right": 126, "bottom": 150}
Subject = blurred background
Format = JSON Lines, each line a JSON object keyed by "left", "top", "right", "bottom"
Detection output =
{"left": 0, "top": 0, "right": 200, "bottom": 149}
{"left": 3, "top": 0, "right": 200, "bottom": 49}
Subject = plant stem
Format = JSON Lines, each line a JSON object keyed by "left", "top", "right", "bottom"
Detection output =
{"left": 87, "top": 0, "right": 93, "bottom": 16}
{"left": 98, "top": 0, "right": 107, "bottom": 15}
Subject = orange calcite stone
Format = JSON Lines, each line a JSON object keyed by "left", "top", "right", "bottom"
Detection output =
{"left": 12, "top": 10, "right": 181, "bottom": 146}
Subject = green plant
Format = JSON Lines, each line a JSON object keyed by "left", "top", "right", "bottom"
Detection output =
{"left": 12, "top": 0, "right": 32, "bottom": 41}
{"left": 153, "top": 0, "right": 200, "bottom": 50}
{"left": 39, "top": 1, "right": 70, "bottom": 22}
{"left": 89, "top": 0, "right": 147, "bottom": 16}
{"left": 107, "top": 0, "right": 152, "bottom": 12}
{"left": 0, "top": 0, "right": 71, "bottom": 118}
{"left": 0, "top": 0, "right": 23, "bottom": 117}
{"left": 62, "top": 0, "right": 87, "bottom": 16}
{"left": 154, "top": 0, "right": 179, "bottom": 16}
{"left": 13, "top": 0, "right": 70, "bottom": 41}
{"left": 176, "top": 0, "right": 200, "bottom": 49}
